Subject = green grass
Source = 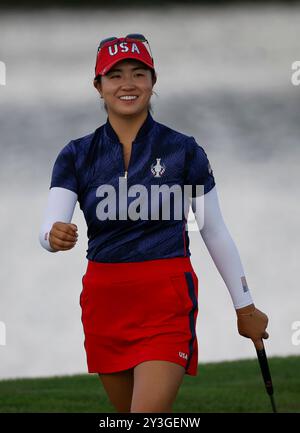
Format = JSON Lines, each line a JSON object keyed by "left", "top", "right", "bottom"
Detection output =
{"left": 0, "top": 356, "right": 299, "bottom": 413}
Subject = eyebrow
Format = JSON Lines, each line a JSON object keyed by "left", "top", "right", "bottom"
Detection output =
{"left": 107, "top": 66, "right": 148, "bottom": 74}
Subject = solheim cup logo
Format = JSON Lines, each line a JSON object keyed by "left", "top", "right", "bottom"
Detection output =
{"left": 0, "top": 321, "right": 6, "bottom": 346}
{"left": 151, "top": 158, "right": 166, "bottom": 177}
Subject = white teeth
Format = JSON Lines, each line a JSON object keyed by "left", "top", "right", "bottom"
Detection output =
{"left": 119, "top": 96, "right": 138, "bottom": 100}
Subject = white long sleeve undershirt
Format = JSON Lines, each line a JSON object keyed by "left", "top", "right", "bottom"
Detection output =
{"left": 39, "top": 187, "right": 78, "bottom": 252}
{"left": 190, "top": 186, "right": 254, "bottom": 309}
{"left": 39, "top": 185, "right": 254, "bottom": 309}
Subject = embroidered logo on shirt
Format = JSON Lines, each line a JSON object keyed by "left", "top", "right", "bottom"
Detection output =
{"left": 151, "top": 158, "right": 166, "bottom": 177}
{"left": 178, "top": 351, "right": 188, "bottom": 360}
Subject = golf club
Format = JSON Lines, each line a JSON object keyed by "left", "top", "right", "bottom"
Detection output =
{"left": 255, "top": 339, "right": 277, "bottom": 413}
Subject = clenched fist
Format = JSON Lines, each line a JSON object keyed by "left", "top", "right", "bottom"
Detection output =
{"left": 49, "top": 222, "right": 78, "bottom": 251}
{"left": 236, "top": 303, "right": 269, "bottom": 350}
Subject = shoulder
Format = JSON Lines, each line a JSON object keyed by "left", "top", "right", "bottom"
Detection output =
{"left": 154, "top": 120, "right": 200, "bottom": 155}
{"left": 153, "top": 120, "right": 210, "bottom": 164}
{"left": 68, "top": 128, "right": 101, "bottom": 156}
{"left": 155, "top": 119, "right": 206, "bottom": 148}
{"left": 53, "top": 127, "right": 104, "bottom": 177}
{"left": 154, "top": 119, "right": 191, "bottom": 142}
{"left": 54, "top": 130, "right": 95, "bottom": 158}
{"left": 59, "top": 125, "right": 106, "bottom": 166}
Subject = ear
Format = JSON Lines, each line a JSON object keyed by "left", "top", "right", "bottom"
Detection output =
{"left": 152, "top": 72, "right": 157, "bottom": 86}
{"left": 93, "top": 79, "right": 103, "bottom": 95}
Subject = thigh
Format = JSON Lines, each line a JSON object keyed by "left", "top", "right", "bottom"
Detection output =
{"left": 98, "top": 367, "right": 134, "bottom": 413}
{"left": 131, "top": 360, "right": 185, "bottom": 413}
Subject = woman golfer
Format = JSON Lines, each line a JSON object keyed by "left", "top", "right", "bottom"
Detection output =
{"left": 39, "top": 34, "right": 269, "bottom": 413}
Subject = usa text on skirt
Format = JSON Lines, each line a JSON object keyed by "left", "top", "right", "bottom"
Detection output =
{"left": 79, "top": 256, "right": 199, "bottom": 376}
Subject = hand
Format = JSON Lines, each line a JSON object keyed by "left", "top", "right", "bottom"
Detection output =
{"left": 49, "top": 222, "right": 78, "bottom": 251}
{"left": 236, "top": 303, "right": 269, "bottom": 350}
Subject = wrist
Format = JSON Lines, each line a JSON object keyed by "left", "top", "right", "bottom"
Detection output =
{"left": 235, "top": 303, "right": 256, "bottom": 316}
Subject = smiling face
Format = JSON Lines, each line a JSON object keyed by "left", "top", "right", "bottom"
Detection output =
{"left": 93, "top": 58, "right": 156, "bottom": 118}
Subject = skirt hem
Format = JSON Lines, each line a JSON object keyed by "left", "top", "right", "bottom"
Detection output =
{"left": 87, "top": 354, "right": 198, "bottom": 376}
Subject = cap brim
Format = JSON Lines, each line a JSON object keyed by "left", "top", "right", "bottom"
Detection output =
{"left": 97, "top": 54, "right": 155, "bottom": 77}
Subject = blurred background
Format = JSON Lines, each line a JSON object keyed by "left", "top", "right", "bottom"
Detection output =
{"left": 0, "top": 1, "right": 299, "bottom": 381}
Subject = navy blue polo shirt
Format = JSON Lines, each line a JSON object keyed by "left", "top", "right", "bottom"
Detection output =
{"left": 49, "top": 111, "right": 216, "bottom": 262}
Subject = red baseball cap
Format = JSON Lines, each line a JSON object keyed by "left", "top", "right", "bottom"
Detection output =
{"left": 94, "top": 36, "right": 156, "bottom": 79}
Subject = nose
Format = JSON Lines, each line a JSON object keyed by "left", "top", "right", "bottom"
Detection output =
{"left": 120, "top": 73, "right": 136, "bottom": 88}
{"left": 121, "top": 81, "right": 135, "bottom": 90}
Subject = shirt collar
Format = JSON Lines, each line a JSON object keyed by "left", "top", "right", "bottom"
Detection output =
{"left": 104, "top": 110, "right": 155, "bottom": 143}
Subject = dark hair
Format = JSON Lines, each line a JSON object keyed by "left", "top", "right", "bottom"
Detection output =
{"left": 95, "top": 65, "right": 157, "bottom": 114}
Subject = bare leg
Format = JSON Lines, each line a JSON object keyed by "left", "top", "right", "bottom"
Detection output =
{"left": 130, "top": 360, "right": 185, "bottom": 413}
{"left": 98, "top": 367, "right": 134, "bottom": 413}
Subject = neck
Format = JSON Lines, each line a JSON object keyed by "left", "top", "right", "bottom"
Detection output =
{"left": 108, "top": 109, "right": 149, "bottom": 144}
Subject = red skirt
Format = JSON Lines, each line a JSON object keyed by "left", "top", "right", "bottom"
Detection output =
{"left": 79, "top": 256, "right": 199, "bottom": 376}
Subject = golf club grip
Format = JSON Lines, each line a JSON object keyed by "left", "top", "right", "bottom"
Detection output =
{"left": 256, "top": 346, "right": 274, "bottom": 395}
